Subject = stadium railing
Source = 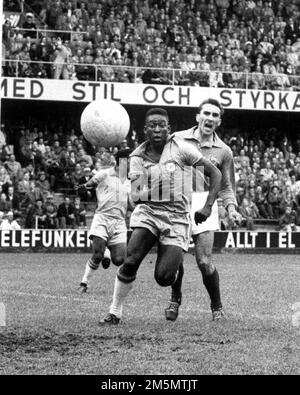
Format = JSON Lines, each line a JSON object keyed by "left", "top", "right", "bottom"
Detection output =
{"left": 3, "top": 59, "right": 300, "bottom": 90}
{"left": 8, "top": 27, "right": 88, "bottom": 41}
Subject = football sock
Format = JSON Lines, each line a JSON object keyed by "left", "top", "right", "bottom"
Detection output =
{"left": 202, "top": 269, "right": 222, "bottom": 310}
{"left": 171, "top": 262, "right": 184, "bottom": 303}
{"left": 82, "top": 258, "right": 99, "bottom": 284}
{"left": 109, "top": 276, "right": 133, "bottom": 319}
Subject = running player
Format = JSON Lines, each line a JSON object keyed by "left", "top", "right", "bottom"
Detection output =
{"left": 165, "top": 98, "right": 242, "bottom": 321}
{"left": 100, "top": 107, "right": 222, "bottom": 325}
{"left": 78, "top": 148, "right": 132, "bottom": 293}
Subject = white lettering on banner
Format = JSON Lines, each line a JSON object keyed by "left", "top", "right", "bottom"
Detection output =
{"left": 250, "top": 232, "right": 258, "bottom": 248}
{"left": 288, "top": 232, "right": 295, "bottom": 248}
{"left": 225, "top": 232, "right": 235, "bottom": 248}
{"left": 65, "top": 230, "right": 75, "bottom": 247}
{"left": 266, "top": 232, "right": 270, "bottom": 248}
{"left": 225, "top": 232, "right": 258, "bottom": 248}
{"left": 54, "top": 231, "right": 64, "bottom": 247}
{"left": 236, "top": 232, "right": 244, "bottom": 248}
{"left": 42, "top": 231, "right": 53, "bottom": 248}
{"left": 3, "top": 77, "right": 300, "bottom": 112}
{"left": 76, "top": 230, "right": 87, "bottom": 248}
{"left": 0, "top": 230, "right": 299, "bottom": 249}
{"left": 1, "top": 231, "right": 10, "bottom": 247}
{"left": 11, "top": 231, "right": 20, "bottom": 247}
{"left": 31, "top": 230, "right": 41, "bottom": 247}
{"left": 278, "top": 231, "right": 297, "bottom": 248}
{"left": 279, "top": 232, "right": 287, "bottom": 248}
{"left": 21, "top": 230, "right": 31, "bottom": 247}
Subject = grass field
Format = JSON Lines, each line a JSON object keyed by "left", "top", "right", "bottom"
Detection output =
{"left": 0, "top": 252, "right": 299, "bottom": 375}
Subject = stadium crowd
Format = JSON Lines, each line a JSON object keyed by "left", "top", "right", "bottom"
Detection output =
{"left": 0, "top": 118, "right": 300, "bottom": 231}
{"left": 2, "top": 0, "right": 300, "bottom": 90}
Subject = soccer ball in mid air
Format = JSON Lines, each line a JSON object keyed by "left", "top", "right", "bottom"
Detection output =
{"left": 80, "top": 99, "right": 130, "bottom": 148}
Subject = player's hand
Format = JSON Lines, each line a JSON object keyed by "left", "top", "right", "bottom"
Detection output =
{"left": 228, "top": 210, "right": 243, "bottom": 226}
{"left": 194, "top": 206, "right": 212, "bottom": 225}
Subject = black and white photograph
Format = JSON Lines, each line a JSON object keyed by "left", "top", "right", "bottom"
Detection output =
{"left": 0, "top": 0, "right": 300, "bottom": 380}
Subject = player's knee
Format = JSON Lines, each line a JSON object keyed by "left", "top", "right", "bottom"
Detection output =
{"left": 198, "top": 262, "right": 215, "bottom": 276}
{"left": 154, "top": 270, "right": 175, "bottom": 287}
{"left": 117, "top": 263, "right": 136, "bottom": 283}
{"left": 92, "top": 250, "right": 104, "bottom": 265}
{"left": 88, "top": 257, "right": 101, "bottom": 270}
{"left": 112, "top": 256, "right": 125, "bottom": 267}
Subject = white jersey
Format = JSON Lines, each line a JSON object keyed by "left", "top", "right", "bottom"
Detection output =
{"left": 92, "top": 167, "right": 130, "bottom": 220}
{"left": 0, "top": 219, "right": 21, "bottom": 230}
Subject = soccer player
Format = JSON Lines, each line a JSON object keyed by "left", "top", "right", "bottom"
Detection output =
{"left": 78, "top": 148, "right": 132, "bottom": 293}
{"left": 101, "top": 107, "right": 222, "bottom": 325}
{"left": 165, "top": 98, "right": 242, "bottom": 322}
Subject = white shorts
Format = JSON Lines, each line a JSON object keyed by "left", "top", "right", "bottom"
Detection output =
{"left": 190, "top": 192, "right": 219, "bottom": 235}
{"left": 89, "top": 214, "right": 127, "bottom": 246}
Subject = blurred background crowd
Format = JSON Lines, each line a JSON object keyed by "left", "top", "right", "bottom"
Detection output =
{"left": 1, "top": 0, "right": 300, "bottom": 231}
{"left": 2, "top": 0, "right": 300, "bottom": 89}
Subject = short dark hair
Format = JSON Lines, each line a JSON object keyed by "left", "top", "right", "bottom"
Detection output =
{"left": 145, "top": 107, "right": 169, "bottom": 122}
{"left": 115, "top": 148, "right": 132, "bottom": 166}
{"left": 198, "top": 98, "right": 224, "bottom": 117}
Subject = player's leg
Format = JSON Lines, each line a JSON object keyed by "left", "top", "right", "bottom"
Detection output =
{"left": 109, "top": 243, "right": 127, "bottom": 267}
{"left": 101, "top": 247, "right": 111, "bottom": 269}
{"left": 79, "top": 236, "right": 106, "bottom": 292}
{"left": 165, "top": 259, "right": 184, "bottom": 321}
{"left": 154, "top": 244, "right": 184, "bottom": 321}
{"left": 154, "top": 244, "right": 184, "bottom": 287}
{"left": 101, "top": 228, "right": 157, "bottom": 324}
{"left": 193, "top": 231, "right": 224, "bottom": 320}
{"left": 105, "top": 221, "right": 127, "bottom": 269}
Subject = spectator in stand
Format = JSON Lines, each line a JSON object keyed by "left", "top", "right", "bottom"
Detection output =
{"left": 52, "top": 37, "right": 72, "bottom": 80}
{"left": 0, "top": 124, "right": 7, "bottom": 149}
{"left": 6, "top": 185, "right": 20, "bottom": 213}
{"left": 279, "top": 206, "right": 297, "bottom": 232}
{"left": 77, "top": 167, "right": 94, "bottom": 203}
{"left": 28, "top": 198, "right": 47, "bottom": 229}
{"left": 22, "top": 13, "right": 37, "bottom": 39}
{"left": 73, "top": 196, "right": 87, "bottom": 228}
{"left": 57, "top": 196, "right": 76, "bottom": 229}
{"left": 254, "top": 185, "right": 269, "bottom": 219}
{"left": 267, "top": 185, "right": 282, "bottom": 219}
{"left": 4, "top": 154, "right": 22, "bottom": 186}
{"left": 76, "top": 148, "right": 93, "bottom": 168}
{"left": 71, "top": 163, "right": 84, "bottom": 188}
{"left": 35, "top": 171, "right": 51, "bottom": 195}
{"left": 20, "top": 179, "right": 44, "bottom": 208}
{"left": 0, "top": 211, "right": 21, "bottom": 230}
{"left": 44, "top": 193, "right": 59, "bottom": 229}
{"left": 0, "top": 192, "right": 12, "bottom": 213}
{"left": 238, "top": 197, "right": 259, "bottom": 230}
{"left": 260, "top": 161, "right": 275, "bottom": 182}
{"left": 0, "top": 165, "right": 12, "bottom": 192}
{"left": 17, "top": 171, "right": 31, "bottom": 197}
{"left": 65, "top": 150, "right": 77, "bottom": 173}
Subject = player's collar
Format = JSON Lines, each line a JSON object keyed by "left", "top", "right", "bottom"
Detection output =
{"left": 130, "top": 136, "right": 173, "bottom": 161}
{"left": 184, "top": 126, "right": 224, "bottom": 148}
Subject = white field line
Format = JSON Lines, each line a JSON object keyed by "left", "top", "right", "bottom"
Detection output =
{"left": 0, "top": 290, "right": 100, "bottom": 305}
{"left": 0, "top": 290, "right": 292, "bottom": 322}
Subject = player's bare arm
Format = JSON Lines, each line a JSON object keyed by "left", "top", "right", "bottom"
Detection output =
{"left": 219, "top": 151, "right": 242, "bottom": 225}
{"left": 76, "top": 172, "right": 107, "bottom": 191}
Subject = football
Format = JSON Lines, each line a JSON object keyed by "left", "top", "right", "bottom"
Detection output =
{"left": 80, "top": 99, "right": 130, "bottom": 148}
